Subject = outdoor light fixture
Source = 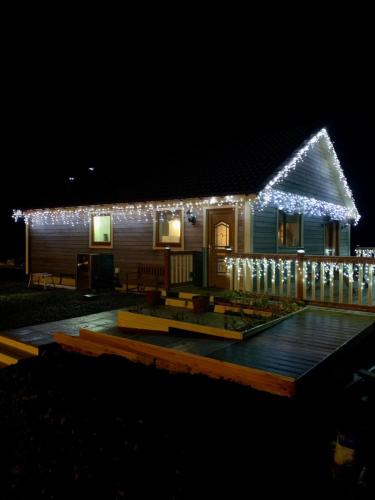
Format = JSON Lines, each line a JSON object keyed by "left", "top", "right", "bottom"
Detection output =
{"left": 186, "top": 209, "right": 197, "bottom": 224}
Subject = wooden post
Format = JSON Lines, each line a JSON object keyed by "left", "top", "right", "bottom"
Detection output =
{"left": 296, "top": 250, "right": 305, "bottom": 301}
{"left": 25, "top": 223, "right": 30, "bottom": 275}
{"left": 164, "top": 248, "right": 171, "bottom": 291}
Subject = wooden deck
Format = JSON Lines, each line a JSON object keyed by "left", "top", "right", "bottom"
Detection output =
{"left": 54, "top": 306, "right": 375, "bottom": 398}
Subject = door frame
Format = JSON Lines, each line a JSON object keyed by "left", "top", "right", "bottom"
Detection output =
{"left": 204, "top": 205, "right": 238, "bottom": 288}
{"left": 203, "top": 205, "right": 239, "bottom": 253}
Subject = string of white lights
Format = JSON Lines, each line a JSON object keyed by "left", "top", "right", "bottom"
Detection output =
{"left": 13, "top": 128, "right": 360, "bottom": 226}
{"left": 13, "top": 196, "right": 246, "bottom": 226}
{"left": 255, "top": 189, "right": 357, "bottom": 222}
{"left": 255, "top": 128, "right": 360, "bottom": 224}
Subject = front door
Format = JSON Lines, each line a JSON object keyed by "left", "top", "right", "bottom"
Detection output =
{"left": 324, "top": 221, "right": 340, "bottom": 256}
{"left": 208, "top": 208, "right": 235, "bottom": 288}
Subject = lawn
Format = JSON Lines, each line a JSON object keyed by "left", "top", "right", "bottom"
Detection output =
{"left": 0, "top": 280, "right": 142, "bottom": 330}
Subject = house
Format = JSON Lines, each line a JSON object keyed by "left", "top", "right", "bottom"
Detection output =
{"left": 15, "top": 127, "right": 360, "bottom": 290}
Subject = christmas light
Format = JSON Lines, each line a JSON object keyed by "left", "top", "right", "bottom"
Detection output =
{"left": 13, "top": 128, "right": 360, "bottom": 228}
{"left": 255, "top": 128, "right": 360, "bottom": 224}
{"left": 355, "top": 248, "right": 375, "bottom": 258}
{"left": 256, "top": 189, "right": 358, "bottom": 222}
{"left": 13, "top": 195, "right": 246, "bottom": 226}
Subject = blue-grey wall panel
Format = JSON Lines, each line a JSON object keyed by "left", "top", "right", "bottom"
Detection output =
{"left": 276, "top": 139, "right": 348, "bottom": 206}
{"left": 253, "top": 207, "right": 277, "bottom": 253}
{"left": 339, "top": 224, "right": 350, "bottom": 256}
{"left": 303, "top": 216, "right": 325, "bottom": 255}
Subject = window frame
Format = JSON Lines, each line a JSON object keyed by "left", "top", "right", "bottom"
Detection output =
{"left": 277, "top": 210, "right": 302, "bottom": 249}
{"left": 153, "top": 209, "right": 184, "bottom": 250}
{"left": 89, "top": 214, "right": 113, "bottom": 249}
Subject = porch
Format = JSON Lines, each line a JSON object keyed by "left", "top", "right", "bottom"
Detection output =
{"left": 163, "top": 250, "right": 375, "bottom": 313}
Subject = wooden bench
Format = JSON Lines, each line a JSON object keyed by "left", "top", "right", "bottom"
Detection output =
{"left": 125, "top": 264, "right": 165, "bottom": 292}
{"left": 28, "top": 272, "right": 55, "bottom": 289}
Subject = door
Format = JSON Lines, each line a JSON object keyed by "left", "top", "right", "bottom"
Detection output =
{"left": 324, "top": 221, "right": 340, "bottom": 256}
{"left": 207, "top": 208, "right": 235, "bottom": 288}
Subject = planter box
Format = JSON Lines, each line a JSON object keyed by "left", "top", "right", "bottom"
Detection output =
{"left": 118, "top": 310, "right": 244, "bottom": 340}
{"left": 214, "top": 303, "right": 273, "bottom": 318}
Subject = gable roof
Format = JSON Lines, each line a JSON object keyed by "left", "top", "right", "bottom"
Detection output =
{"left": 18, "top": 125, "right": 360, "bottom": 224}
{"left": 90, "top": 126, "right": 318, "bottom": 203}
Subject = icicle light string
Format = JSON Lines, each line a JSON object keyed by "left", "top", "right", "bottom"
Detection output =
{"left": 255, "top": 128, "right": 360, "bottom": 224}
{"left": 13, "top": 128, "right": 359, "bottom": 226}
{"left": 225, "top": 257, "right": 374, "bottom": 288}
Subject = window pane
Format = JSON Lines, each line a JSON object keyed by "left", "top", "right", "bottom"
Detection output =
{"left": 158, "top": 211, "right": 181, "bottom": 244}
{"left": 278, "top": 211, "right": 300, "bottom": 247}
{"left": 278, "top": 216, "right": 285, "bottom": 246}
{"left": 215, "top": 222, "right": 229, "bottom": 248}
{"left": 285, "top": 219, "right": 299, "bottom": 247}
{"left": 93, "top": 215, "right": 111, "bottom": 243}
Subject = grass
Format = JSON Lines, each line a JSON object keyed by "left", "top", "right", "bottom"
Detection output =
{"left": 0, "top": 280, "right": 142, "bottom": 330}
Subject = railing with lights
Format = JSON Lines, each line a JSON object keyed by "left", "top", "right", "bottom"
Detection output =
{"left": 225, "top": 253, "right": 375, "bottom": 311}
{"left": 170, "top": 251, "right": 194, "bottom": 285}
{"left": 355, "top": 246, "right": 375, "bottom": 258}
{"left": 163, "top": 249, "right": 197, "bottom": 290}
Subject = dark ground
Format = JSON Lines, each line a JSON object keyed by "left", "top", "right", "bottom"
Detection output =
{"left": 0, "top": 344, "right": 374, "bottom": 500}
{"left": 1, "top": 276, "right": 375, "bottom": 499}
{"left": 0, "top": 280, "right": 141, "bottom": 331}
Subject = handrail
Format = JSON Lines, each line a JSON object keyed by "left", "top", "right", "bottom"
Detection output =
{"left": 228, "top": 253, "right": 375, "bottom": 265}
{"left": 225, "top": 252, "right": 375, "bottom": 310}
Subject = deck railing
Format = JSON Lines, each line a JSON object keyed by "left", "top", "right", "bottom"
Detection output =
{"left": 355, "top": 246, "right": 375, "bottom": 258}
{"left": 164, "top": 249, "right": 195, "bottom": 288}
{"left": 226, "top": 253, "right": 375, "bottom": 311}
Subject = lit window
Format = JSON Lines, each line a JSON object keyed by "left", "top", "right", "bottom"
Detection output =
{"left": 90, "top": 215, "right": 112, "bottom": 247}
{"left": 155, "top": 210, "right": 182, "bottom": 247}
{"left": 278, "top": 211, "right": 301, "bottom": 248}
{"left": 215, "top": 221, "right": 229, "bottom": 248}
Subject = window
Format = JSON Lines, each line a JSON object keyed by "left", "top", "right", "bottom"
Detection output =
{"left": 278, "top": 211, "right": 301, "bottom": 248}
{"left": 154, "top": 210, "right": 183, "bottom": 248}
{"left": 215, "top": 221, "right": 230, "bottom": 248}
{"left": 90, "top": 214, "right": 112, "bottom": 248}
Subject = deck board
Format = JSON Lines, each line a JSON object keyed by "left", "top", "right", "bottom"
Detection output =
{"left": 59, "top": 306, "right": 375, "bottom": 397}
{"left": 208, "top": 307, "right": 375, "bottom": 378}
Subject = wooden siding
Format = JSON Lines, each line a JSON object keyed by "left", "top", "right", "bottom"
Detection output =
{"left": 252, "top": 207, "right": 277, "bottom": 253}
{"left": 303, "top": 215, "right": 325, "bottom": 255}
{"left": 30, "top": 216, "right": 205, "bottom": 284}
{"left": 339, "top": 224, "right": 350, "bottom": 256}
{"left": 253, "top": 212, "right": 330, "bottom": 256}
{"left": 237, "top": 207, "right": 244, "bottom": 253}
{"left": 276, "top": 137, "right": 349, "bottom": 206}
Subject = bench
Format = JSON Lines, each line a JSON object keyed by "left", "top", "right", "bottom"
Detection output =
{"left": 126, "top": 264, "right": 165, "bottom": 292}
{"left": 28, "top": 273, "right": 55, "bottom": 289}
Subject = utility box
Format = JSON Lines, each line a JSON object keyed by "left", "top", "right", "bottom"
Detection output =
{"left": 192, "top": 251, "right": 203, "bottom": 287}
{"left": 76, "top": 253, "right": 114, "bottom": 290}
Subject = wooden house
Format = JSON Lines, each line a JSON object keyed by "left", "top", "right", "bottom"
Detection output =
{"left": 16, "top": 127, "right": 360, "bottom": 291}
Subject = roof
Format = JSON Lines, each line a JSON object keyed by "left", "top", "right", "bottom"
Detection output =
{"left": 24, "top": 126, "right": 322, "bottom": 209}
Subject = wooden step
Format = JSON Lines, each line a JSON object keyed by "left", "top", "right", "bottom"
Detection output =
{"left": 165, "top": 298, "right": 193, "bottom": 309}
{"left": 0, "top": 335, "right": 39, "bottom": 355}
{"left": 0, "top": 344, "right": 35, "bottom": 366}
{"left": 0, "top": 335, "right": 39, "bottom": 367}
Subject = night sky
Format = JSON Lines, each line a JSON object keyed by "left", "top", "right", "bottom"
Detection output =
{"left": 1, "top": 86, "right": 374, "bottom": 261}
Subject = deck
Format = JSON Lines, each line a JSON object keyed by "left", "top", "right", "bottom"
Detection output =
{"left": 54, "top": 306, "right": 375, "bottom": 398}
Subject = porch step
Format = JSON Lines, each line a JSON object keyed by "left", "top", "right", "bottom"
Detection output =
{"left": 165, "top": 298, "right": 193, "bottom": 309}
{"left": 165, "top": 295, "right": 216, "bottom": 310}
{"left": 0, "top": 335, "right": 39, "bottom": 367}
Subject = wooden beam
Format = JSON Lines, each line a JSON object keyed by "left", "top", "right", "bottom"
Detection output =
{"left": 53, "top": 330, "right": 296, "bottom": 398}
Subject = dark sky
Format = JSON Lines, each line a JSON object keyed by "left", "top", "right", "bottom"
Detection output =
{"left": 1, "top": 76, "right": 374, "bottom": 259}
